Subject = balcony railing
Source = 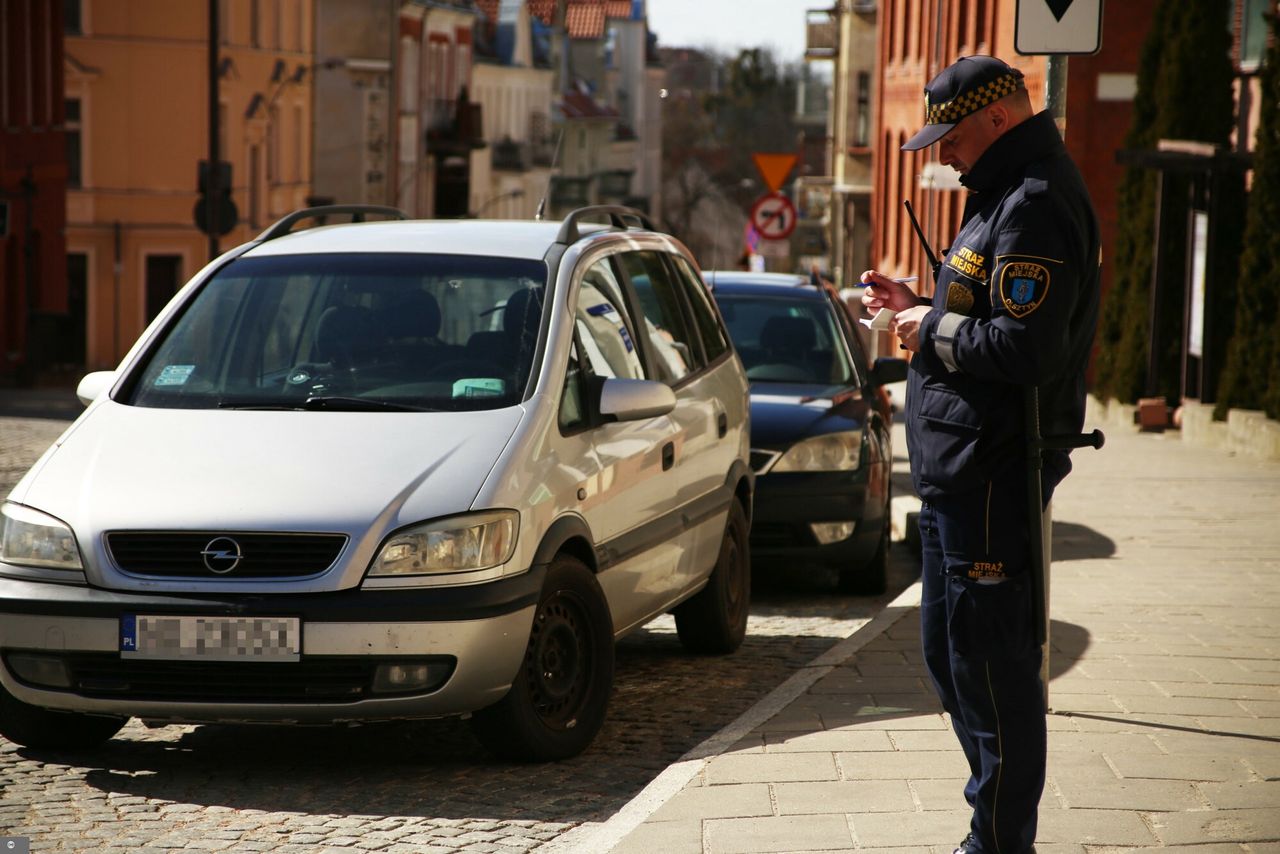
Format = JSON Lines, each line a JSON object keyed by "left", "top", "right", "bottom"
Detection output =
{"left": 492, "top": 138, "right": 529, "bottom": 171}
{"left": 425, "top": 98, "right": 485, "bottom": 153}
{"left": 805, "top": 9, "right": 837, "bottom": 60}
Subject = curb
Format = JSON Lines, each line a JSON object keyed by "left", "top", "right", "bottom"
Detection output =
{"left": 542, "top": 581, "right": 925, "bottom": 854}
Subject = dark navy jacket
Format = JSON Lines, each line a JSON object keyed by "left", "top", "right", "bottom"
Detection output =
{"left": 906, "top": 110, "right": 1101, "bottom": 500}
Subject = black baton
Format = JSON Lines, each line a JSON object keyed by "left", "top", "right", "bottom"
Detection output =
{"left": 1024, "top": 386, "right": 1104, "bottom": 646}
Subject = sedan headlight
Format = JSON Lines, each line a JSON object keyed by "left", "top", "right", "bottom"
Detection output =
{"left": 772, "top": 431, "right": 863, "bottom": 473}
{"left": 367, "top": 510, "right": 518, "bottom": 577}
{"left": 0, "top": 503, "right": 84, "bottom": 570}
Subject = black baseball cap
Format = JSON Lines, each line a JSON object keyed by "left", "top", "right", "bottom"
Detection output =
{"left": 901, "top": 56, "right": 1026, "bottom": 151}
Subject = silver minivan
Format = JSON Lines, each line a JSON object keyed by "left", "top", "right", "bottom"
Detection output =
{"left": 0, "top": 205, "right": 753, "bottom": 760}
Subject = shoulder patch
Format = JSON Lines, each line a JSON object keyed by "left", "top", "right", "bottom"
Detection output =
{"left": 998, "top": 259, "right": 1050, "bottom": 318}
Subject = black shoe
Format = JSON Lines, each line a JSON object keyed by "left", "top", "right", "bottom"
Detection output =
{"left": 954, "top": 836, "right": 1036, "bottom": 854}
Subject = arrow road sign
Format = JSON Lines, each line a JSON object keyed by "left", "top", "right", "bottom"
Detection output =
{"left": 749, "top": 193, "right": 797, "bottom": 241}
{"left": 1015, "top": 0, "right": 1103, "bottom": 55}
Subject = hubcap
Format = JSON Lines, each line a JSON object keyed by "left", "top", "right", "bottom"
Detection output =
{"left": 524, "top": 593, "right": 592, "bottom": 727}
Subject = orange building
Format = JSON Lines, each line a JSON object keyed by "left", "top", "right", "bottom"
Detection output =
{"left": 64, "top": 0, "right": 315, "bottom": 371}
{"left": 870, "top": 0, "right": 1156, "bottom": 354}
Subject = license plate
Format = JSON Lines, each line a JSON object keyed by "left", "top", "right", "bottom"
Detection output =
{"left": 121, "top": 615, "right": 301, "bottom": 662}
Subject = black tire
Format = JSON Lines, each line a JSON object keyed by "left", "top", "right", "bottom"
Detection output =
{"left": 838, "top": 512, "right": 889, "bottom": 596}
{"left": 0, "top": 683, "right": 127, "bottom": 750}
{"left": 674, "top": 500, "right": 751, "bottom": 654}
{"left": 471, "top": 555, "right": 614, "bottom": 762}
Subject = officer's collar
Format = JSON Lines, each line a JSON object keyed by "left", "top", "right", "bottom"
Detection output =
{"left": 959, "top": 110, "right": 1064, "bottom": 192}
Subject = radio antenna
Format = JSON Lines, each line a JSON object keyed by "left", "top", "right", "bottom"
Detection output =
{"left": 903, "top": 199, "right": 941, "bottom": 276}
{"left": 534, "top": 128, "right": 565, "bottom": 221}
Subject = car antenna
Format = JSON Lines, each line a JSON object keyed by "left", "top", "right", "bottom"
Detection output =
{"left": 903, "top": 199, "right": 941, "bottom": 277}
{"left": 534, "top": 128, "right": 565, "bottom": 221}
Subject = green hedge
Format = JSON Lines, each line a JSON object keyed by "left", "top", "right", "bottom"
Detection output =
{"left": 1215, "top": 10, "right": 1280, "bottom": 421}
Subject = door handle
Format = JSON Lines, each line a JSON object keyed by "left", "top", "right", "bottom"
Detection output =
{"left": 662, "top": 441, "right": 675, "bottom": 471}
{"left": 717, "top": 412, "right": 728, "bottom": 438}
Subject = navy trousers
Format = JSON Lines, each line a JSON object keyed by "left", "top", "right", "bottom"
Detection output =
{"left": 919, "top": 466, "right": 1046, "bottom": 854}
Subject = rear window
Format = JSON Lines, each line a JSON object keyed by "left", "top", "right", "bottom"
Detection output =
{"left": 714, "top": 293, "right": 856, "bottom": 386}
{"left": 126, "top": 253, "right": 547, "bottom": 412}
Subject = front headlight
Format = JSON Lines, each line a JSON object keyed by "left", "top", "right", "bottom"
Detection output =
{"left": 772, "top": 431, "right": 863, "bottom": 473}
{"left": 367, "top": 510, "right": 518, "bottom": 577}
{"left": 0, "top": 503, "right": 84, "bottom": 570}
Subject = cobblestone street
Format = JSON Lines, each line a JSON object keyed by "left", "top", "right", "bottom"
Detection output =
{"left": 1, "top": 415, "right": 916, "bottom": 852}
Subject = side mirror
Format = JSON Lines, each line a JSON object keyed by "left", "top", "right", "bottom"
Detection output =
{"left": 599, "top": 377, "right": 676, "bottom": 421}
{"left": 869, "top": 357, "right": 909, "bottom": 387}
{"left": 76, "top": 371, "right": 116, "bottom": 407}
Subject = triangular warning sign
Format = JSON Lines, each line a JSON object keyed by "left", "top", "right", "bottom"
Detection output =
{"left": 752, "top": 153, "right": 797, "bottom": 193}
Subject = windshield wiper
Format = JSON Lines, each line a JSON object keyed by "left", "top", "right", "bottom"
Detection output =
{"left": 217, "top": 400, "right": 301, "bottom": 410}
{"left": 302, "top": 396, "right": 435, "bottom": 412}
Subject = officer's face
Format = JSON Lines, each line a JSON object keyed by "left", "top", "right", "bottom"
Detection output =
{"left": 937, "top": 108, "right": 1000, "bottom": 175}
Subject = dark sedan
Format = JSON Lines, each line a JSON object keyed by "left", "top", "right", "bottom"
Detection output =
{"left": 706, "top": 271, "right": 907, "bottom": 594}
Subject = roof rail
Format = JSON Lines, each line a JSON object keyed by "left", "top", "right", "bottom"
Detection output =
{"left": 255, "top": 205, "right": 408, "bottom": 243}
{"left": 554, "top": 205, "right": 656, "bottom": 245}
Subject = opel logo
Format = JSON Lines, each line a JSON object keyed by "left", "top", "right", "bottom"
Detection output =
{"left": 200, "top": 536, "right": 243, "bottom": 574}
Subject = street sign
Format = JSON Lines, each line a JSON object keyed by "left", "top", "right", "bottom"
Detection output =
{"left": 1015, "top": 0, "right": 1104, "bottom": 55}
{"left": 749, "top": 193, "right": 797, "bottom": 241}
{"left": 751, "top": 153, "right": 798, "bottom": 194}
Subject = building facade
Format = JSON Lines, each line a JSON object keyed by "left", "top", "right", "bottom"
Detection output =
{"left": 1, "top": 0, "right": 69, "bottom": 385}
{"left": 394, "top": 0, "right": 484, "bottom": 218}
{"left": 470, "top": 0, "right": 555, "bottom": 219}
{"left": 64, "top": 0, "right": 316, "bottom": 372}
{"left": 810, "top": 1, "right": 877, "bottom": 288}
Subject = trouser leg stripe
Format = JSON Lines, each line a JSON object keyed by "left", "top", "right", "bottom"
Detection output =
{"left": 986, "top": 660, "right": 1004, "bottom": 854}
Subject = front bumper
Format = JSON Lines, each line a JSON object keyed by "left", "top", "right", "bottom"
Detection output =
{"left": 749, "top": 470, "right": 884, "bottom": 566}
{"left": 0, "top": 568, "right": 543, "bottom": 723}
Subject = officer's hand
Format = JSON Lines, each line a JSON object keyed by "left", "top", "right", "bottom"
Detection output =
{"left": 891, "top": 305, "right": 931, "bottom": 352}
{"left": 860, "top": 270, "right": 918, "bottom": 313}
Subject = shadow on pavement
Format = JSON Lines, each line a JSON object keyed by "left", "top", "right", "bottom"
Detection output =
{"left": 12, "top": 613, "right": 891, "bottom": 824}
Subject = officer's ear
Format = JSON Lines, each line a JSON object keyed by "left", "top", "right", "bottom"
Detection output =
{"left": 985, "top": 103, "right": 1011, "bottom": 133}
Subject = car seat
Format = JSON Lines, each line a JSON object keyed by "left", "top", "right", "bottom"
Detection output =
{"left": 314, "top": 305, "right": 378, "bottom": 368}
{"left": 465, "top": 287, "right": 543, "bottom": 369}
{"left": 758, "top": 316, "right": 816, "bottom": 366}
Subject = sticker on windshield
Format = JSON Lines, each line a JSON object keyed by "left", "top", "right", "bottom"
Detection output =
{"left": 453, "top": 377, "right": 505, "bottom": 399}
{"left": 154, "top": 365, "right": 195, "bottom": 387}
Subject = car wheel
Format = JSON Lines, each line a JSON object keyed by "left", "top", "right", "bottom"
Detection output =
{"left": 471, "top": 554, "right": 614, "bottom": 762}
{"left": 674, "top": 500, "right": 751, "bottom": 654}
{"left": 0, "top": 683, "right": 127, "bottom": 750}
{"left": 838, "top": 512, "right": 889, "bottom": 596}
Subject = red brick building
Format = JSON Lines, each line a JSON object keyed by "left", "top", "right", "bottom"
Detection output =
{"left": 1, "top": 0, "right": 70, "bottom": 385}
{"left": 869, "top": 0, "right": 1156, "bottom": 334}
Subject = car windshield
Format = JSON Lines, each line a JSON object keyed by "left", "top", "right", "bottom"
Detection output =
{"left": 125, "top": 253, "right": 547, "bottom": 412}
{"left": 714, "top": 293, "right": 855, "bottom": 386}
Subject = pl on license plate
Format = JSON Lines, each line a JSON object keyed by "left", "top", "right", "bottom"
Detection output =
{"left": 120, "top": 615, "right": 301, "bottom": 661}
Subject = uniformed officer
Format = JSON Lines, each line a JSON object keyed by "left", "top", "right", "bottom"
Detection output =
{"left": 861, "top": 56, "right": 1101, "bottom": 854}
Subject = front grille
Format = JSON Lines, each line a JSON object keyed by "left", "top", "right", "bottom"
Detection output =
{"left": 106, "top": 532, "right": 347, "bottom": 578}
{"left": 750, "top": 522, "right": 808, "bottom": 549}
{"left": 16, "top": 653, "right": 450, "bottom": 703}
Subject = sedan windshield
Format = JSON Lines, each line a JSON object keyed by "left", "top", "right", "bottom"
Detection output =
{"left": 126, "top": 253, "right": 547, "bottom": 412}
{"left": 714, "top": 294, "right": 855, "bottom": 385}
